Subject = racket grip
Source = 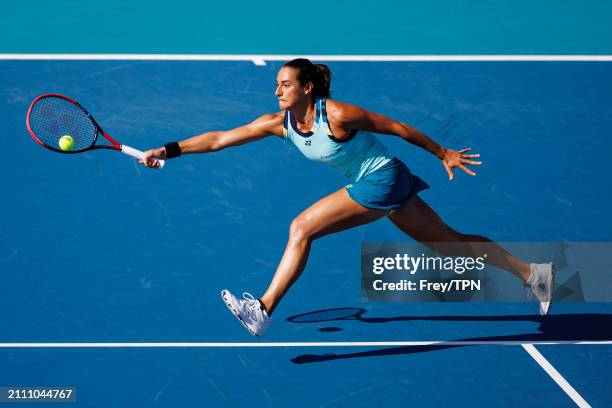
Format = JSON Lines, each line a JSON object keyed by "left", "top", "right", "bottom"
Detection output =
{"left": 121, "top": 145, "right": 166, "bottom": 169}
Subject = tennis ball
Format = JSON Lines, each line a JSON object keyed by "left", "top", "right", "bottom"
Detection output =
{"left": 58, "top": 135, "right": 75, "bottom": 151}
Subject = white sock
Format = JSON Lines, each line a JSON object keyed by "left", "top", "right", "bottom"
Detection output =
{"left": 527, "top": 263, "right": 539, "bottom": 285}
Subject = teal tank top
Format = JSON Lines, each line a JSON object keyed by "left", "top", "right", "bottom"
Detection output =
{"left": 283, "top": 98, "right": 393, "bottom": 182}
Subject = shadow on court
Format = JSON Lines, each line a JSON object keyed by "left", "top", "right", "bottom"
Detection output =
{"left": 286, "top": 308, "right": 612, "bottom": 364}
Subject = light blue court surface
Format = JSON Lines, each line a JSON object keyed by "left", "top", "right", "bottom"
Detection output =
{"left": 2, "top": 1, "right": 612, "bottom": 54}
{"left": 2, "top": 1, "right": 612, "bottom": 407}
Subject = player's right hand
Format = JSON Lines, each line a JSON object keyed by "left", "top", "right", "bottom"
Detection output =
{"left": 140, "top": 147, "right": 167, "bottom": 168}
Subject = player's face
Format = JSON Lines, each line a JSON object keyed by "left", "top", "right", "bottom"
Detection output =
{"left": 275, "top": 67, "right": 311, "bottom": 110}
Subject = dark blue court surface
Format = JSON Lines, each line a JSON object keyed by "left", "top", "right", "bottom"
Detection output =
{"left": 1, "top": 60, "right": 611, "bottom": 406}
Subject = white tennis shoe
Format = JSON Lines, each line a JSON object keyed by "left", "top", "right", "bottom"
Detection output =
{"left": 221, "top": 290, "right": 272, "bottom": 336}
{"left": 527, "top": 263, "right": 555, "bottom": 316}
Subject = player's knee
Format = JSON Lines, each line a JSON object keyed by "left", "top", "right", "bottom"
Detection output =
{"left": 429, "top": 223, "right": 464, "bottom": 244}
{"left": 424, "top": 227, "right": 464, "bottom": 252}
{"left": 453, "top": 229, "right": 478, "bottom": 243}
{"left": 289, "top": 216, "right": 314, "bottom": 244}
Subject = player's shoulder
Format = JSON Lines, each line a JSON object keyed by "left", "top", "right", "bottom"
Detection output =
{"left": 259, "top": 111, "right": 285, "bottom": 121}
{"left": 255, "top": 111, "right": 285, "bottom": 125}
{"left": 253, "top": 111, "right": 285, "bottom": 138}
{"left": 325, "top": 99, "right": 366, "bottom": 124}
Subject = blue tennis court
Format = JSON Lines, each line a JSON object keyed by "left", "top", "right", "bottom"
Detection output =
{"left": 1, "top": 2, "right": 612, "bottom": 407}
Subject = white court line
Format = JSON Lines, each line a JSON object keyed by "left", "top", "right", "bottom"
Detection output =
{"left": 522, "top": 344, "right": 592, "bottom": 408}
{"left": 251, "top": 57, "right": 267, "bottom": 66}
{"left": 0, "top": 340, "right": 610, "bottom": 348}
{"left": 1, "top": 54, "right": 612, "bottom": 63}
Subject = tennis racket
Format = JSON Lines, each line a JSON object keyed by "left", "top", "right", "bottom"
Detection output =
{"left": 26, "top": 93, "right": 165, "bottom": 168}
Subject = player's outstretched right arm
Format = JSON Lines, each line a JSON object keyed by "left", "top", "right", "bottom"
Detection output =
{"left": 140, "top": 112, "right": 284, "bottom": 167}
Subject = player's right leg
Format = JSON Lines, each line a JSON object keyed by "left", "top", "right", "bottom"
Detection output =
{"left": 222, "top": 187, "right": 388, "bottom": 336}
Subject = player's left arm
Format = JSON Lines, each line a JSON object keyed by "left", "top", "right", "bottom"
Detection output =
{"left": 326, "top": 100, "right": 481, "bottom": 180}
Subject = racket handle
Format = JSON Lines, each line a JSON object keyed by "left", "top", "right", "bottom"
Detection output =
{"left": 121, "top": 145, "right": 166, "bottom": 169}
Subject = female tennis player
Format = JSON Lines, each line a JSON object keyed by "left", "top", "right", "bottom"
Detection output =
{"left": 140, "top": 58, "right": 553, "bottom": 336}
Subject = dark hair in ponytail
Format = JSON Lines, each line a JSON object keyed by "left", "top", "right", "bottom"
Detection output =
{"left": 283, "top": 58, "right": 332, "bottom": 99}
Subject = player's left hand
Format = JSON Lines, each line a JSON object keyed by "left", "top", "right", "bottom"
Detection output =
{"left": 441, "top": 148, "right": 481, "bottom": 181}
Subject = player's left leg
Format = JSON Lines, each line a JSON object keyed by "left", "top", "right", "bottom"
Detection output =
{"left": 387, "top": 195, "right": 553, "bottom": 314}
{"left": 387, "top": 195, "right": 531, "bottom": 281}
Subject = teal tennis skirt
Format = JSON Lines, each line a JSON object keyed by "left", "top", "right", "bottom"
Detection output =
{"left": 345, "top": 157, "right": 429, "bottom": 210}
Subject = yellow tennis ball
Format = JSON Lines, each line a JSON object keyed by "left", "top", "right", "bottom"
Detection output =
{"left": 58, "top": 135, "right": 75, "bottom": 151}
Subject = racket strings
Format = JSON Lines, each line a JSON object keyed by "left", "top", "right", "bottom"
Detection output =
{"left": 29, "top": 97, "right": 97, "bottom": 151}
